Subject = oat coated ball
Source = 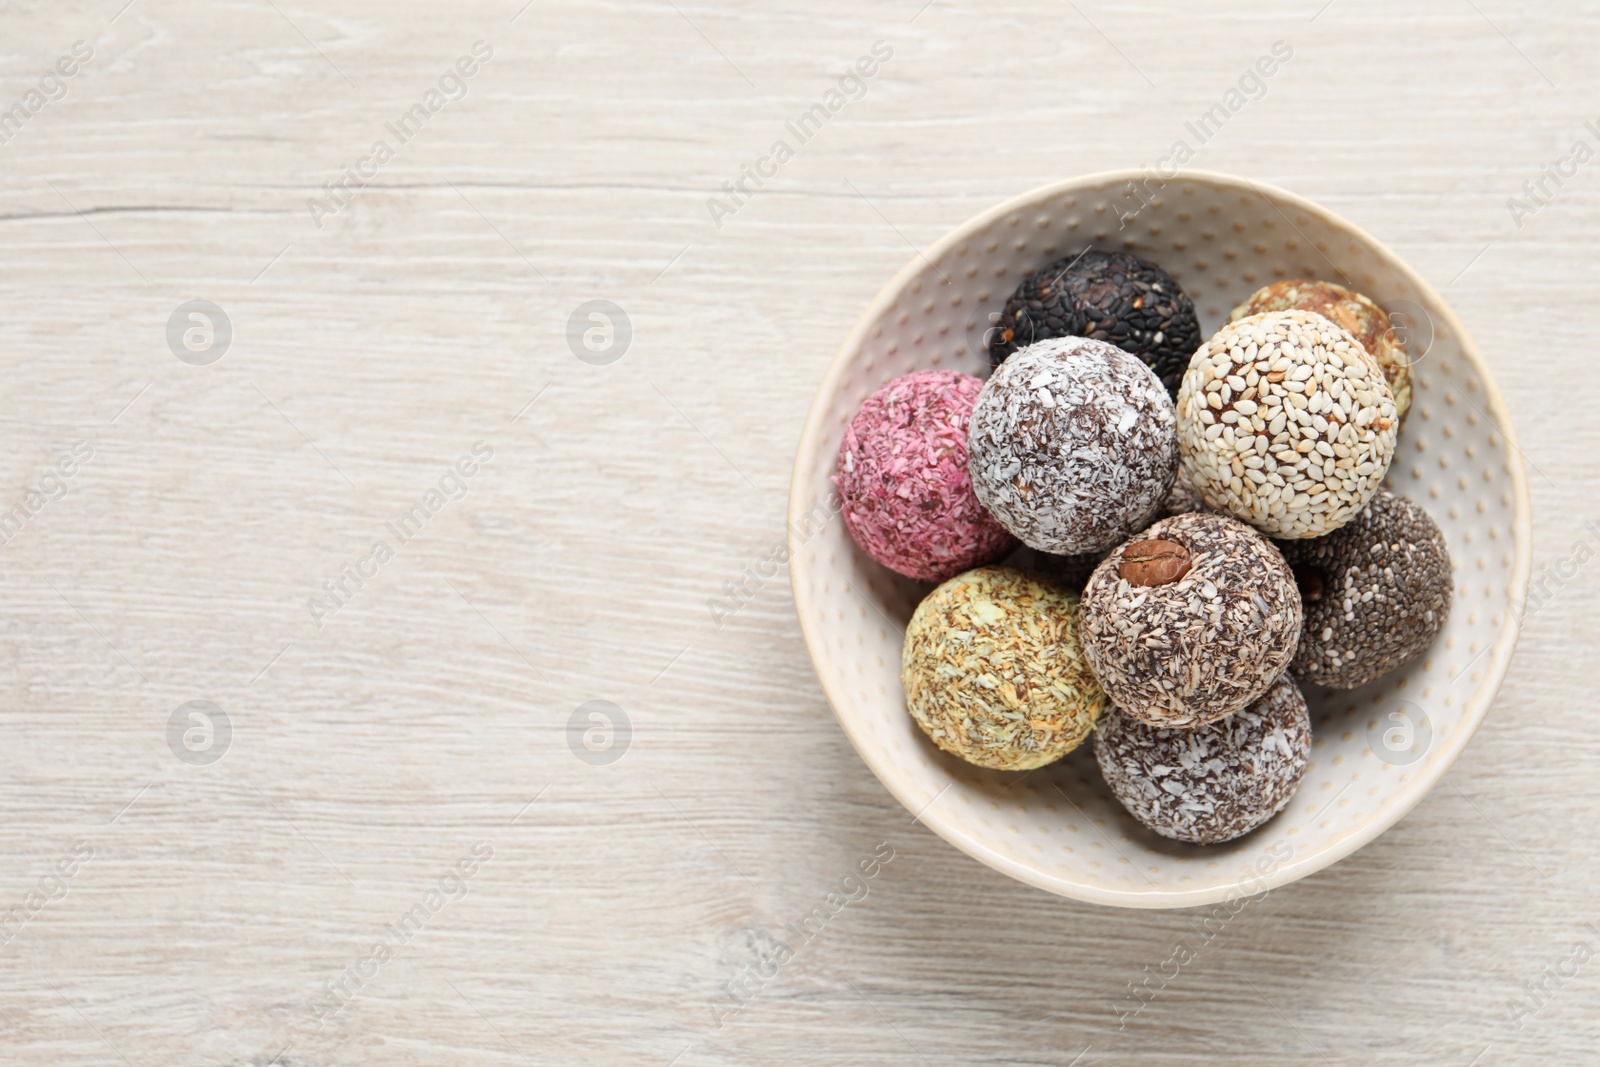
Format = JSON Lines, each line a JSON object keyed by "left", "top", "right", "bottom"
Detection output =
{"left": 1078, "top": 511, "right": 1303, "bottom": 728}
{"left": 988, "top": 250, "right": 1202, "bottom": 397}
{"left": 901, "top": 566, "right": 1106, "bottom": 771}
{"left": 1177, "top": 310, "right": 1398, "bottom": 540}
{"left": 1277, "top": 490, "right": 1452, "bottom": 689}
{"left": 834, "top": 370, "right": 1017, "bottom": 582}
{"left": 1094, "top": 671, "right": 1311, "bottom": 845}
{"left": 968, "top": 337, "right": 1178, "bottom": 555}
{"left": 1231, "top": 279, "right": 1413, "bottom": 423}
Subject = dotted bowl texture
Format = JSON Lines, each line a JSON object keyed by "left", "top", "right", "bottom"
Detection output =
{"left": 788, "top": 170, "right": 1532, "bottom": 909}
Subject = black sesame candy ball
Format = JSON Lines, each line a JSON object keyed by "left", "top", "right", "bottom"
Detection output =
{"left": 1276, "top": 490, "right": 1452, "bottom": 689}
{"left": 988, "top": 249, "right": 1202, "bottom": 397}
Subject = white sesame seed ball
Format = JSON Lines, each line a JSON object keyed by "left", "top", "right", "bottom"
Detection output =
{"left": 968, "top": 337, "right": 1178, "bottom": 555}
{"left": 1175, "top": 310, "right": 1398, "bottom": 540}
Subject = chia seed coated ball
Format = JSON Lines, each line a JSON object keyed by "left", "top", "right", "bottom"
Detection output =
{"left": 1094, "top": 671, "right": 1311, "bottom": 845}
{"left": 1079, "top": 512, "right": 1303, "bottom": 728}
{"left": 1277, "top": 490, "right": 1452, "bottom": 689}
{"left": 968, "top": 337, "right": 1178, "bottom": 556}
{"left": 901, "top": 566, "right": 1106, "bottom": 771}
{"left": 834, "top": 370, "right": 1017, "bottom": 582}
{"left": 989, "top": 250, "right": 1202, "bottom": 397}
{"left": 1231, "top": 279, "right": 1413, "bottom": 423}
{"left": 1177, "top": 310, "right": 1399, "bottom": 540}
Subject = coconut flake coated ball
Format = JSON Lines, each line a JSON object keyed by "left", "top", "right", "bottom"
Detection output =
{"left": 1277, "top": 490, "right": 1452, "bottom": 689}
{"left": 1177, "top": 310, "right": 1398, "bottom": 540}
{"left": 968, "top": 337, "right": 1178, "bottom": 555}
{"left": 1094, "top": 672, "right": 1311, "bottom": 845}
{"left": 1079, "top": 511, "right": 1303, "bottom": 728}
{"left": 1231, "top": 279, "right": 1413, "bottom": 423}
{"left": 901, "top": 566, "right": 1106, "bottom": 771}
{"left": 988, "top": 250, "right": 1202, "bottom": 397}
{"left": 834, "top": 370, "right": 1017, "bottom": 582}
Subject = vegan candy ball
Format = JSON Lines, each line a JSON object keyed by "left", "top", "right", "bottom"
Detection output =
{"left": 1177, "top": 309, "right": 1398, "bottom": 540}
{"left": 835, "top": 370, "right": 1017, "bottom": 582}
{"left": 901, "top": 566, "right": 1106, "bottom": 771}
{"left": 1094, "top": 671, "right": 1311, "bottom": 845}
{"left": 1278, "top": 490, "right": 1452, "bottom": 689}
{"left": 1231, "top": 279, "right": 1413, "bottom": 423}
{"left": 968, "top": 337, "right": 1178, "bottom": 556}
{"left": 988, "top": 250, "right": 1202, "bottom": 397}
{"left": 1078, "top": 511, "right": 1303, "bottom": 728}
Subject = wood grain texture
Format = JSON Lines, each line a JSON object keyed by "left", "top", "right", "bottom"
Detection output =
{"left": 0, "top": 0, "right": 1596, "bottom": 1064}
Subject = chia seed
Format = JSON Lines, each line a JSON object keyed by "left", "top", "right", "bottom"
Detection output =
{"left": 1277, "top": 489, "right": 1452, "bottom": 688}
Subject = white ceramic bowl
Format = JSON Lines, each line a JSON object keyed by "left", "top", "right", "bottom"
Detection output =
{"left": 788, "top": 170, "right": 1532, "bottom": 909}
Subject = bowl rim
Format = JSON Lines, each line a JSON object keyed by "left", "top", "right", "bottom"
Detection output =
{"left": 787, "top": 168, "right": 1533, "bottom": 908}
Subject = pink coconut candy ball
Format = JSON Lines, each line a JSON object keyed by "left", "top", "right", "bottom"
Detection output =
{"left": 834, "top": 369, "right": 1017, "bottom": 582}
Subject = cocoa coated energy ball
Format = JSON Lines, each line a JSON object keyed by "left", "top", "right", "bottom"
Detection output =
{"left": 968, "top": 337, "right": 1178, "bottom": 556}
{"left": 835, "top": 370, "right": 1017, "bottom": 582}
{"left": 1177, "top": 310, "right": 1398, "bottom": 540}
{"left": 988, "top": 249, "right": 1202, "bottom": 397}
{"left": 1277, "top": 490, "right": 1452, "bottom": 689}
{"left": 1094, "top": 671, "right": 1311, "bottom": 845}
{"left": 901, "top": 566, "right": 1106, "bottom": 771}
{"left": 1078, "top": 511, "right": 1303, "bottom": 728}
{"left": 1231, "top": 279, "right": 1413, "bottom": 423}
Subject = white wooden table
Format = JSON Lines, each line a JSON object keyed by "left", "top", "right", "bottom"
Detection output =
{"left": 0, "top": 1, "right": 1596, "bottom": 1064}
